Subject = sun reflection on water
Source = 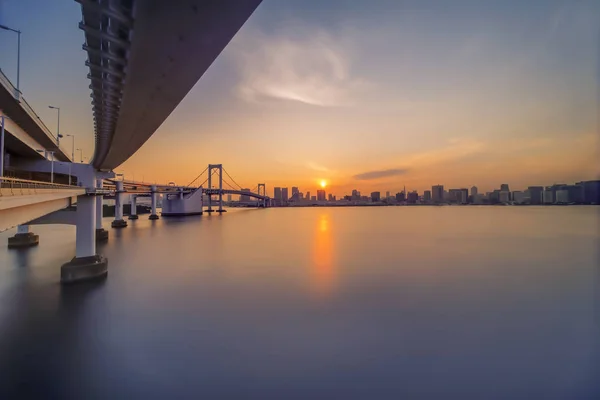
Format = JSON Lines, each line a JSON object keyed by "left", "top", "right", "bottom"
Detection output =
{"left": 311, "top": 213, "right": 336, "bottom": 298}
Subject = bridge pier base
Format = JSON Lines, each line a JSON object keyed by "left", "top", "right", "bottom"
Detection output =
{"left": 61, "top": 194, "right": 107, "bottom": 284}
{"left": 128, "top": 195, "right": 138, "bottom": 219}
{"left": 149, "top": 185, "right": 159, "bottom": 220}
{"left": 96, "top": 179, "right": 109, "bottom": 242}
{"left": 8, "top": 225, "right": 39, "bottom": 249}
{"left": 111, "top": 180, "right": 128, "bottom": 228}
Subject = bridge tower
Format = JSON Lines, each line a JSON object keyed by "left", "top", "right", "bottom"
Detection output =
{"left": 207, "top": 164, "right": 225, "bottom": 213}
{"left": 257, "top": 183, "right": 266, "bottom": 207}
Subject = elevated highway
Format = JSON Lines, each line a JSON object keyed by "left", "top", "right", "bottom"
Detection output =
{"left": 77, "top": 0, "right": 262, "bottom": 170}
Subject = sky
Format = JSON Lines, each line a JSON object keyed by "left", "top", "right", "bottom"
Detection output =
{"left": 0, "top": 0, "right": 598, "bottom": 196}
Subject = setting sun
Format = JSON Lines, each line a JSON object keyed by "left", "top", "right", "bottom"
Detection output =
{"left": 320, "top": 180, "right": 327, "bottom": 188}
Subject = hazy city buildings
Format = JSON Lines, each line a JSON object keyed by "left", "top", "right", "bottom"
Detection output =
{"left": 317, "top": 190, "right": 326, "bottom": 201}
{"left": 527, "top": 186, "right": 544, "bottom": 205}
{"left": 407, "top": 191, "right": 418, "bottom": 203}
{"left": 269, "top": 179, "right": 598, "bottom": 207}
{"left": 432, "top": 185, "right": 444, "bottom": 203}
{"left": 282, "top": 187, "right": 289, "bottom": 203}
{"left": 240, "top": 189, "right": 251, "bottom": 202}
{"left": 423, "top": 190, "right": 431, "bottom": 202}
{"left": 274, "top": 187, "right": 282, "bottom": 206}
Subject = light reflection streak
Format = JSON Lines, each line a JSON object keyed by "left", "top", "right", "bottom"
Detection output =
{"left": 311, "top": 213, "right": 336, "bottom": 298}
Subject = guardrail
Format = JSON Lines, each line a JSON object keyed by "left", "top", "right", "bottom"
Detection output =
{"left": 0, "top": 177, "right": 83, "bottom": 196}
{"left": 0, "top": 68, "right": 69, "bottom": 157}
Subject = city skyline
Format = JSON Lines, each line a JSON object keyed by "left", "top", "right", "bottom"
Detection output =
{"left": 0, "top": 0, "right": 598, "bottom": 194}
{"left": 269, "top": 178, "right": 599, "bottom": 205}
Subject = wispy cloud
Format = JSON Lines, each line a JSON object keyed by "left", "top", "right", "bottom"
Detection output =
{"left": 353, "top": 168, "right": 409, "bottom": 181}
{"left": 307, "top": 161, "right": 331, "bottom": 172}
{"left": 232, "top": 28, "right": 367, "bottom": 107}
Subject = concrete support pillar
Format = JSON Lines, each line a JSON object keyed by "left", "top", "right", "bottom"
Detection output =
{"left": 61, "top": 194, "right": 107, "bottom": 283}
{"left": 128, "top": 195, "right": 138, "bottom": 219}
{"left": 8, "top": 224, "right": 39, "bottom": 249}
{"left": 111, "top": 180, "right": 127, "bottom": 228}
{"left": 96, "top": 178, "right": 108, "bottom": 241}
{"left": 149, "top": 185, "right": 159, "bottom": 220}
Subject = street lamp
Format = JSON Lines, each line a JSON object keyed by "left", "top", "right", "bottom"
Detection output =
{"left": 76, "top": 148, "right": 83, "bottom": 163}
{"left": 0, "top": 24, "right": 21, "bottom": 94}
{"left": 48, "top": 105, "right": 61, "bottom": 145}
{"left": 66, "top": 134, "right": 75, "bottom": 185}
{"left": 36, "top": 149, "right": 55, "bottom": 183}
{"left": 0, "top": 115, "right": 9, "bottom": 178}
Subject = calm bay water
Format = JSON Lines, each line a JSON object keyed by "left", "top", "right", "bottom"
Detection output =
{"left": 1, "top": 206, "right": 599, "bottom": 399}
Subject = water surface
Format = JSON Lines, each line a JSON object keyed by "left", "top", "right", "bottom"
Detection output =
{"left": 1, "top": 206, "right": 599, "bottom": 399}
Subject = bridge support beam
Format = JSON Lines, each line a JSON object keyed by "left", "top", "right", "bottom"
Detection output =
{"left": 149, "top": 185, "right": 159, "bottom": 220}
{"left": 128, "top": 195, "right": 138, "bottom": 219}
{"left": 96, "top": 178, "right": 109, "bottom": 241}
{"left": 8, "top": 225, "right": 40, "bottom": 249}
{"left": 61, "top": 193, "right": 107, "bottom": 284}
{"left": 111, "top": 180, "right": 127, "bottom": 228}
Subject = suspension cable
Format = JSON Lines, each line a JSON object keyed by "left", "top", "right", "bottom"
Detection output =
{"left": 186, "top": 166, "right": 208, "bottom": 187}
{"left": 222, "top": 168, "right": 243, "bottom": 190}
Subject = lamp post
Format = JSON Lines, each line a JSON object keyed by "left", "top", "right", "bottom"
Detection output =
{"left": 76, "top": 148, "right": 83, "bottom": 163}
{"left": 48, "top": 105, "right": 62, "bottom": 145}
{"left": 66, "top": 134, "right": 75, "bottom": 185}
{"left": 1, "top": 115, "right": 7, "bottom": 178}
{"left": 36, "top": 150, "right": 55, "bottom": 183}
{"left": 0, "top": 24, "right": 21, "bottom": 94}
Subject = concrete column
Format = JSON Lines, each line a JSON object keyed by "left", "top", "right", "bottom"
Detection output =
{"left": 111, "top": 180, "right": 127, "bottom": 228}
{"left": 8, "top": 224, "right": 39, "bottom": 248}
{"left": 128, "top": 195, "right": 138, "bottom": 219}
{"left": 96, "top": 178, "right": 108, "bottom": 241}
{"left": 149, "top": 185, "right": 159, "bottom": 220}
{"left": 61, "top": 194, "right": 107, "bottom": 284}
{"left": 76, "top": 196, "right": 96, "bottom": 258}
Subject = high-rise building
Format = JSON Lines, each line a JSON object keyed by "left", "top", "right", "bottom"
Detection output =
{"left": 580, "top": 180, "right": 600, "bottom": 203}
{"left": 311, "top": 195, "right": 317, "bottom": 201}
{"left": 500, "top": 184, "right": 510, "bottom": 192}
{"left": 423, "top": 190, "right": 431, "bottom": 202}
{"left": 282, "top": 187, "right": 289, "bottom": 202}
{"left": 274, "top": 187, "right": 282, "bottom": 204}
{"left": 317, "top": 190, "right": 326, "bottom": 201}
{"left": 328, "top": 193, "right": 334, "bottom": 202}
{"left": 512, "top": 191, "right": 525, "bottom": 203}
{"left": 306, "top": 191, "right": 311, "bottom": 201}
{"left": 291, "top": 187, "right": 299, "bottom": 201}
{"left": 543, "top": 187, "right": 555, "bottom": 204}
{"left": 448, "top": 189, "right": 468, "bottom": 204}
{"left": 407, "top": 191, "right": 418, "bottom": 203}
{"left": 555, "top": 189, "right": 569, "bottom": 203}
{"left": 566, "top": 184, "right": 583, "bottom": 203}
{"left": 395, "top": 191, "right": 405, "bottom": 202}
{"left": 351, "top": 189, "right": 360, "bottom": 201}
{"left": 471, "top": 186, "right": 478, "bottom": 197}
{"left": 432, "top": 185, "right": 444, "bottom": 203}
{"left": 371, "top": 192, "right": 381, "bottom": 202}
{"left": 499, "top": 191, "right": 510, "bottom": 203}
{"left": 526, "top": 186, "right": 544, "bottom": 204}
